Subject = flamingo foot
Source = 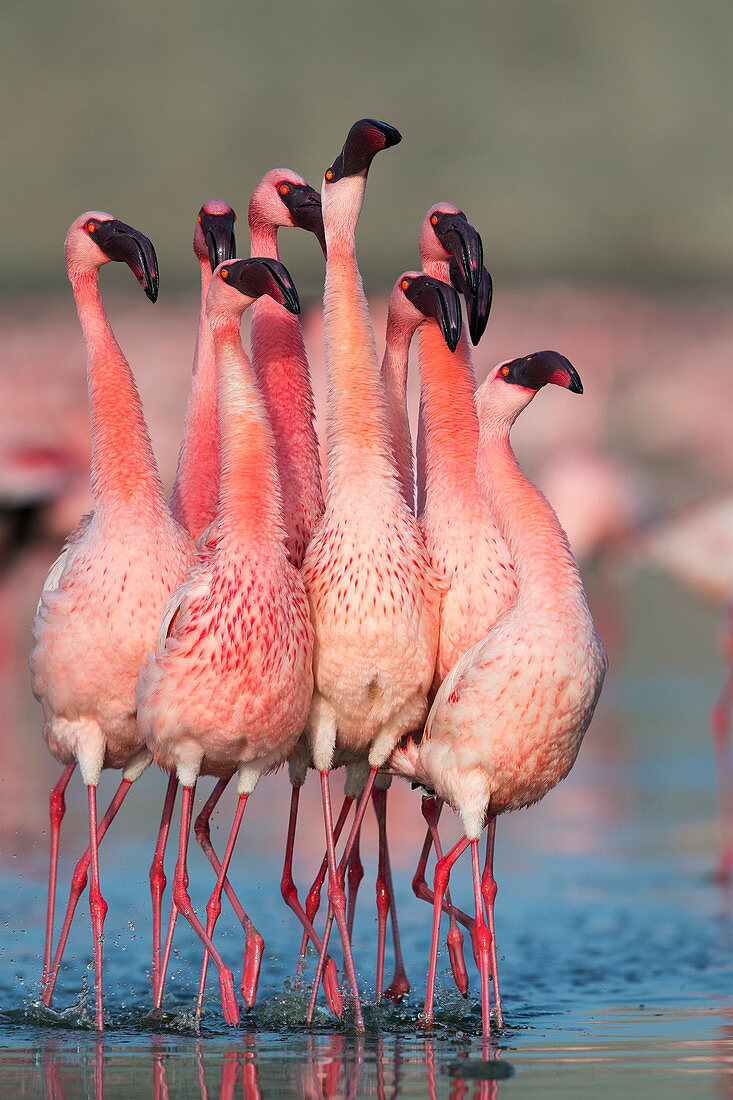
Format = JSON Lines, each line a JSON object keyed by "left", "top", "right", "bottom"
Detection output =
{"left": 383, "top": 970, "right": 410, "bottom": 1004}
{"left": 447, "top": 923, "right": 469, "bottom": 997}
{"left": 218, "top": 967, "right": 241, "bottom": 1026}
{"left": 322, "top": 957, "right": 344, "bottom": 1017}
{"left": 241, "top": 932, "right": 264, "bottom": 1010}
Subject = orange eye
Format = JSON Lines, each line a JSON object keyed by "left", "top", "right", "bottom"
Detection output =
{"left": 401, "top": 279, "right": 410, "bottom": 291}
{"left": 221, "top": 268, "right": 229, "bottom": 279}
{"left": 325, "top": 169, "right": 333, "bottom": 181}
{"left": 279, "top": 184, "right": 290, "bottom": 196}
{"left": 87, "top": 221, "right": 96, "bottom": 233}
{"left": 501, "top": 365, "right": 509, "bottom": 377}
{"left": 197, "top": 214, "right": 202, "bottom": 224}
{"left": 233, "top": 213, "right": 237, "bottom": 222}
{"left": 430, "top": 215, "right": 438, "bottom": 226}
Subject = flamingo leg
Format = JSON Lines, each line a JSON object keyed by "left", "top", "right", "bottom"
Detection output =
{"left": 481, "top": 817, "right": 503, "bottom": 1028}
{"left": 296, "top": 793, "right": 354, "bottom": 973}
{"left": 170, "top": 784, "right": 240, "bottom": 1025}
{"left": 471, "top": 838, "right": 492, "bottom": 1038}
{"left": 195, "top": 792, "right": 249, "bottom": 1020}
{"left": 412, "top": 799, "right": 474, "bottom": 931}
{"left": 194, "top": 778, "right": 265, "bottom": 1010}
{"left": 378, "top": 789, "right": 410, "bottom": 1004}
{"left": 711, "top": 672, "right": 733, "bottom": 880}
{"left": 153, "top": 893, "right": 178, "bottom": 1011}
{"left": 424, "top": 834, "right": 470, "bottom": 1026}
{"left": 307, "top": 771, "right": 372, "bottom": 1030}
{"left": 86, "top": 784, "right": 107, "bottom": 1031}
{"left": 43, "top": 777, "right": 133, "bottom": 1008}
{"left": 423, "top": 799, "right": 469, "bottom": 996}
{"left": 149, "top": 772, "right": 178, "bottom": 994}
{"left": 42, "top": 764, "right": 75, "bottom": 994}
{"left": 346, "top": 820, "right": 364, "bottom": 942}
{"left": 280, "top": 783, "right": 343, "bottom": 1014}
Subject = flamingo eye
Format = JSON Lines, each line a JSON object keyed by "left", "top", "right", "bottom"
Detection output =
{"left": 501, "top": 365, "right": 510, "bottom": 377}
{"left": 325, "top": 169, "right": 333, "bottom": 182}
{"left": 279, "top": 184, "right": 290, "bottom": 196}
{"left": 233, "top": 213, "right": 237, "bottom": 222}
{"left": 197, "top": 215, "right": 202, "bottom": 224}
{"left": 221, "top": 268, "right": 229, "bottom": 280}
{"left": 87, "top": 221, "right": 96, "bottom": 233}
{"left": 401, "top": 280, "right": 410, "bottom": 291}
{"left": 430, "top": 215, "right": 438, "bottom": 226}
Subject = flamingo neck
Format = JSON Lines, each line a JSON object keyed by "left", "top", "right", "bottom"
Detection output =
{"left": 322, "top": 197, "right": 396, "bottom": 494}
{"left": 170, "top": 258, "right": 220, "bottom": 539}
{"left": 210, "top": 314, "right": 286, "bottom": 546}
{"left": 71, "top": 269, "right": 167, "bottom": 520}
{"left": 416, "top": 323, "right": 479, "bottom": 520}
{"left": 478, "top": 419, "right": 587, "bottom": 622}
{"left": 248, "top": 222, "right": 280, "bottom": 261}
{"left": 380, "top": 316, "right": 416, "bottom": 512}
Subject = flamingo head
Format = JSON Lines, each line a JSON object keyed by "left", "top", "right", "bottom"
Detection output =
{"left": 477, "top": 351, "right": 582, "bottom": 424}
{"left": 389, "top": 272, "right": 462, "bottom": 352}
{"left": 324, "top": 118, "right": 402, "bottom": 185}
{"left": 194, "top": 200, "right": 237, "bottom": 271}
{"left": 65, "top": 212, "right": 159, "bottom": 301}
{"left": 208, "top": 257, "right": 300, "bottom": 320}
{"left": 249, "top": 169, "right": 326, "bottom": 256}
{"left": 419, "top": 203, "right": 483, "bottom": 297}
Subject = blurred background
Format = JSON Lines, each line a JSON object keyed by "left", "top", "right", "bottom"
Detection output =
{"left": 2, "top": 1, "right": 733, "bottom": 1093}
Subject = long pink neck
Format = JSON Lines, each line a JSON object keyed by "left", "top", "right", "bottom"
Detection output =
{"left": 478, "top": 420, "right": 587, "bottom": 624}
{"left": 380, "top": 316, "right": 415, "bottom": 512}
{"left": 170, "top": 258, "right": 221, "bottom": 539}
{"left": 249, "top": 225, "right": 323, "bottom": 564}
{"left": 323, "top": 212, "right": 396, "bottom": 494}
{"left": 72, "top": 270, "right": 167, "bottom": 522}
{"left": 416, "top": 322, "right": 480, "bottom": 521}
{"left": 211, "top": 315, "right": 286, "bottom": 547}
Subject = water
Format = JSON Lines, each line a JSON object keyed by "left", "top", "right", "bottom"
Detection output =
{"left": 2, "top": 571, "right": 733, "bottom": 1096}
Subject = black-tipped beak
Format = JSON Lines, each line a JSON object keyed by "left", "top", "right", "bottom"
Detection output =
{"left": 501, "top": 350, "right": 583, "bottom": 393}
{"left": 221, "top": 257, "right": 300, "bottom": 315}
{"left": 325, "top": 118, "right": 402, "bottom": 183}
{"left": 200, "top": 210, "right": 237, "bottom": 272}
{"left": 402, "top": 276, "right": 462, "bottom": 353}
{"left": 449, "top": 260, "right": 493, "bottom": 345}
{"left": 92, "top": 219, "right": 159, "bottom": 301}
{"left": 279, "top": 184, "right": 327, "bottom": 257}
{"left": 432, "top": 212, "right": 483, "bottom": 296}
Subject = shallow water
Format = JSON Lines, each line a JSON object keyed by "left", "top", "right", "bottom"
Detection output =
{"left": 2, "top": 571, "right": 733, "bottom": 1097}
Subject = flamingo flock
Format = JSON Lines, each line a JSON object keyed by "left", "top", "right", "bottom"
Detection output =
{"left": 30, "top": 118, "right": 607, "bottom": 1036}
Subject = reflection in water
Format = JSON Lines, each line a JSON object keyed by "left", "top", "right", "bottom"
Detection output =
{"left": 37, "top": 1032, "right": 513, "bottom": 1100}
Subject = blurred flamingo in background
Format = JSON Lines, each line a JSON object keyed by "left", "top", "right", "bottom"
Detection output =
{"left": 301, "top": 118, "right": 441, "bottom": 1030}
{"left": 137, "top": 257, "right": 313, "bottom": 1025}
{"left": 391, "top": 350, "right": 607, "bottom": 1036}
{"left": 30, "top": 212, "right": 198, "bottom": 1030}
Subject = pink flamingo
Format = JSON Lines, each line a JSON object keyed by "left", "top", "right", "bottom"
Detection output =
{"left": 136, "top": 256, "right": 314, "bottom": 1025}
{"left": 30, "top": 212, "right": 197, "bottom": 1030}
{"left": 148, "top": 200, "right": 238, "bottom": 999}
{"left": 391, "top": 350, "right": 608, "bottom": 1037}
{"left": 301, "top": 118, "right": 441, "bottom": 1030}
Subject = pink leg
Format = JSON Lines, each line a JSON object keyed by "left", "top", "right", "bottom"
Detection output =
{"left": 413, "top": 800, "right": 474, "bottom": 931}
{"left": 372, "top": 786, "right": 394, "bottom": 1001}
{"left": 306, "top": 771, "right": 371, "bottom": 1030}
{"left": 711, "top": 673, "right": 733, "bottom": 881}
{"left": 481, "top": 817, "right": 503, "bottom": 1028}
{"left": 86, "top": 785, "right": 107, "bottom": 1031}
{"left": 153, "top": 894, "right": 178, "bottom": 1011}
{"left": 423, "top": 799, "right": 470, "bottom": 996}
{"left": 296, "top": 793, "right": 355, "bottom": 971}
{"left": 280, "top": 784, "right": 342, "bottom": 1014}
{"left": 195, "top": 792, "right": 249, "bottom": 1019}
{"left": 170, "top": 785, "right": 239, "bottom": 1025}
{"left": 42, "top": 764, "right": 75, "bottom": 994}
{"left": 424, "top": 835, "right": 470, "bottom": 1025}
{"left": 149, "top": 772, "right": 178, "bottom": 995}
{"left": 471, "top": 838, "right": 492, "bottom": 1038}
{"left": 43, "top": 777, "right": 133, "bottom": 1008}
{"left": 377, "top": 789, "right": 410, "bottom": 1004}
{"left": 346, "top": 824, "right": 364, "bottom": 943}
{"left": 194, "top": 778, "right": 264, "bottom": 1009}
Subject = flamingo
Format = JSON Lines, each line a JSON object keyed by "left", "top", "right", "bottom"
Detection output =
{"left": 300, "top": 118, "right": 442, "bottom": 1030}
{"left": 136, "top": 256, "right": 314, "bottom": 1025}
{"left": 390, "top": 350, "right": 608, "bottom": 1036}
{"left": 30, "top": 212, "right": 198, "bottom": 1030}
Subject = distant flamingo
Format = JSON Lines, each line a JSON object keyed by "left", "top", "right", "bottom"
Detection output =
{"left": 148, "top": 200, "right": 238, "bottom": 998}
{"left": 301, "top": 118, "right": 441, "bottom": 1030}
{"left": 136, "top": 256, "right": 313, "bottom": 1025}
{"left": 30, "top": 212, "right": 197, "bottom": 1030}
{"left": 390, "top": 350, "right": 607, "bottom": 1036}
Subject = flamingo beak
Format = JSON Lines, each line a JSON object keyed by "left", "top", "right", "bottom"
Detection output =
{"left": 403, "top": 276, "right": 462, "bottom": 353}
{"left": 501, "top": 351, "right": 583, "bottom": 393}
{"left": 450, "top": 260, "right": 493, "bottom": 345}
{"left": 432, "top": 212, "right": 483, "bottom": 296}
{"left": 223, "top": 257, "right": 301, "bottom": 316}
{"left": 325, "top": 118, "right": 402, "bottom": 182}
{"left": 200, "top": 210, "right": 237, "bottom": 272}
{"left": 279, "top": 184, "right": 327, "bottom": 257}
{"left": 92, "top": 220, "right": 159, "bottom": 302}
